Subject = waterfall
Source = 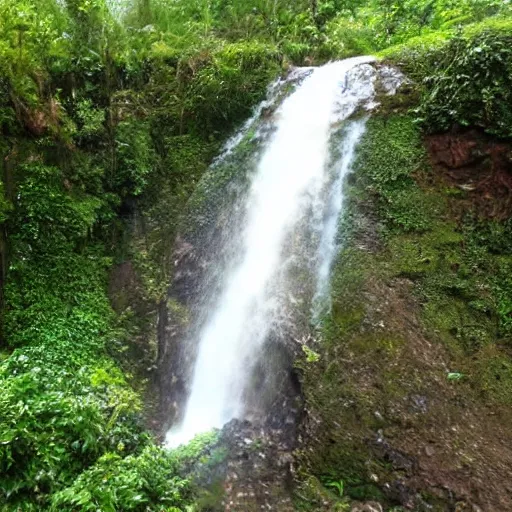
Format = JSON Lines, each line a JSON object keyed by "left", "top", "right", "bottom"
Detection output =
{"left": 166, "top": 57, "right": 401, "bottom": 447}
{"left": 311, "top": 118, "right": 367, "bottom": 321}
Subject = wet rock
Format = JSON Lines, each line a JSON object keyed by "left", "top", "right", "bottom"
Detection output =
{"left": 378, "top": 64, "right": 409, "bottom": 95}
{"left": 410, "top": 394, "right": 428, "bottom": 414}
{"left": 219, "top": 420, "right": 296, "bottom": 511}
{"left": 372, "top": 433, "right": 417, "bottom": 474}
{"left": 425, "top": 445, "right": 435, "bottom": 457}
{"left": 351, "top": 501, "right": 384, "bottom": 512}
{"left": 384, "top": 479, "right": 416, "bottom": 509}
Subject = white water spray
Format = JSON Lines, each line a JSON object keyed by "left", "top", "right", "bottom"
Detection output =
{"left": 311, "top": 118, "right": 367, "bottom": 320}
{"left": 167, "top": 57, "right": 401, "bottom": 447}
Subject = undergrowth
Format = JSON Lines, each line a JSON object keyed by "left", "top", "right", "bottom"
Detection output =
{"left": 382, "top": 19, "right": 512, "bottom": 137}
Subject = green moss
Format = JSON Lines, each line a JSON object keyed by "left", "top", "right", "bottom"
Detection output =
{"left": 183, "top": 133, "right": 257, "bottom": 236}
{"left": 351, "top": 334, "right": 404, "bottom": 358}
{"left": 352, "top": 114, "right": 507, "bottom": 364}
{"left": 167, "top": 298, "right": 190, "bottom": 327}
{"left": 374, "top": 83, "right": 421, "bottom": 117}
{"left": 385, "top": 222, "right": 463, "bottom": 279}
{"left": 353, "top": 115, "right": 438, "bottom": 234}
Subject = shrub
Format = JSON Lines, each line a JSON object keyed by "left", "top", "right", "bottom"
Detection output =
{"left": 0, "top": 347, "right": 147, "bottom": 507}
{"left": 418, "top": 19, "right": 512, "bottom": 136}
{"left": 382, "top": 19, "right": 512, "bottom": 136}
{"left": 50, "top": 447, "right": 190, "bottom": 512}
{"left": 183, "top": 40, "right": 281, "bottom": 135}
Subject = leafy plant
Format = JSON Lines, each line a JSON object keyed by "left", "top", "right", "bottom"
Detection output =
{"left": 326, "top": 479, "right": 345, "bottom": 497}
{"left": 418, "top": 19, "right": 512, "bottom": 136}
{"left": 50, "top": 446, "right": 191, "bottom": 512}
{"left": 303, "top": 345, "right": 321, "bottom": 363}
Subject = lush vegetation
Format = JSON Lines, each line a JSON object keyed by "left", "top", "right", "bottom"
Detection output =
{"left": 381, "top": 18, "right": 512, "bottom": 137}
{"left": 0, "top": 0, "right": 282, "bottom": 508}
{"left": 0, "top": 0, "right": 511, "bottom": 510}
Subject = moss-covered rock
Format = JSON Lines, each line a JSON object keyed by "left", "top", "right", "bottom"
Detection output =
{"left": 295, "top": 110, "right": 512, "bottom": 511}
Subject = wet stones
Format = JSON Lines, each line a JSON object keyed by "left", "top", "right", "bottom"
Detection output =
{"left": 351, "top": 502, "right": 384, "bottom": 512}
{"left": 220, "top": 420, "right": 296, "bottom": 511}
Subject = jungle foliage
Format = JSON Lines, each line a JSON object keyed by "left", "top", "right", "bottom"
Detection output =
{"left": 382, "top": 18, "right": 512, "bottom": 137}
{"left": 0, "top": 0, "right": 511, "bottom": 510}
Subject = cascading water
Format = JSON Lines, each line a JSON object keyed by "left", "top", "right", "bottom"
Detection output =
{"left": 311, "top": 118, "right": 367, "bottom": 321}
{"left": 166, "top": 57, "right": 403, "bottom": 447}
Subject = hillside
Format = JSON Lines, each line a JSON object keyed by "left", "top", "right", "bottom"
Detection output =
{"left": 1, "top": 1, "right": 512, "bottom": 511}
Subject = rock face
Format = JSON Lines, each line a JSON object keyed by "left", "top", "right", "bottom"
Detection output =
{"left": 157, "top": 236, "right": 206, "bottom": 429}
{"left": 294, "top": 121, "right": 512, "bottom": 512}
{"left": 427, "top": 129, "right": 512, "bottom": 219}
{"left": 220, "top": 420, "right": 297, "bottom": 512}
{"left": 351, "top": 502, "right": 383, "bottom": 512}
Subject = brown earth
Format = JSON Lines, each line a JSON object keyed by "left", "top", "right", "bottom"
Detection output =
{"left": 426, "top": 130, "right": 512, "bottom": 220}
{"left": 347, "top": 276, "right": 512, "bottom": 511}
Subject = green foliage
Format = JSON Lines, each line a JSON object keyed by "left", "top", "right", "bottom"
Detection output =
{"left": 8, "top": 162, "right": 101, "bottom": 253}
{"left": 417, "top": 19, "right": 512, "bottom": 136}
{"left": 183, "top": 41, "right": 281, "bottom": 135}
{"left": 320, "top": 0, "right": 512, "bottom": 63}
{"left": 0, "top": 350, "right": 146, "bottom": 505}
{"left": 122, "top": 0, "right": 512, "bottom": 65}
{"left": 326, "top": 479, "right": 345, "bottom": 497}
{"left": 321, "top": 17, "right": 378, "bottom": 59}
{"left": 114, "top": 120, "right": 154, "bottom": 197}
{"left": 0, "top": 156, "right": 150, "bottom": 509}
{"left": 0, "top": 180, "right": 11, "bottom": 223}
{"left": 50, "top": 446, "right": 190, "bottom": 511}
{"left": 171, "top": 430, "right": 220, "bottom": 464}
{"left": 381, "top": 18, "right": 512, "bottom": 136}
{"left": 48, "top": 430, "right": 221, "bottom": 511}
{"left": 74, "top": 98, "right": 105, "bottom": 141}
{"left": 0, "top": 0, "right": 68, "bottom": 96}
{"left": 302, "top": 345, "right": 321, "bottom": 363}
